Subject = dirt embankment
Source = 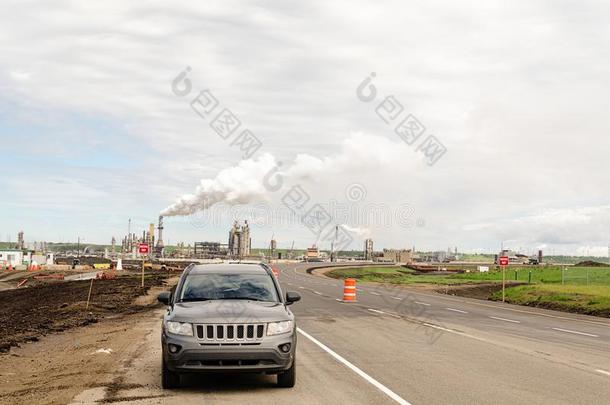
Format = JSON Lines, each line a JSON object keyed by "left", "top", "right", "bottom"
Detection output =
{"left": 0, "top": 273, "right": 172, "bottom": 353}
{"left": 436, "top": 282, "right": 527, "bottom": 299}
{"left": 574, "top": 260, "right": 610, "bottom": 267}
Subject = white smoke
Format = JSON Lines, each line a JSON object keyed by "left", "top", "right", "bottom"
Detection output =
{"left": 285, "top": 132, "right": 413, "bottom": 180}
{"left": 341, "top": 224, "right": 372, "bottom": 238}
{"left": 161, "top": 153, "right": 278, "bottom": 216}
{"left": 161, "top": 133, "right": 416, "bottom": 218}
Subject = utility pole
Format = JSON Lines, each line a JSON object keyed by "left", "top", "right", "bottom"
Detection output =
{"left": 268, "top": 233, "right": 274, "bottom": 262}
{"left": 330, "top": 225, "right": 338, "bottom": 262}
{"left": 502, "top": 265, "right": 506, "bottom": 302}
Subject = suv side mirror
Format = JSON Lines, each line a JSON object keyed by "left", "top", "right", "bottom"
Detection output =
{"left": 285, "top": 291, "right": 301, "bottom": 305}
{"left": 157, "top": 291, "right": 172, "bottom": 305}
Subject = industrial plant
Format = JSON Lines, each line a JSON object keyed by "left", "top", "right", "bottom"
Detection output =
{"left": 0, "top": 215, "right": 565, "bottom": 271}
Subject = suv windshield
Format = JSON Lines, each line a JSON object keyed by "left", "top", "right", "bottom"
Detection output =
{"left": 179, "top": 273, "right": 279, "bottom": 302}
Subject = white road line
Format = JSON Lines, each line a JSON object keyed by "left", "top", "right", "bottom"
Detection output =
{"left": 445, "top": 307, "right": 468, "bottom": 314}
{"left": 370, "top": 292, "right": 381, "bottom": 296}
{"left": 415, "top": 301, "right": 431, "bottom": 306}
{"left": 385, "top": 312, "right": 403, "bottom": 319}
{"left": 368, "top": 308, "right": 386, "bottom": 315}
{"left": 423, "top": 323, "right": 455, "bottom": 333}
{"left": 313, "top": 291, "right": 323, "bottom": 295}
{"left": 552, "top": 327, "right": 599, "bottom": 338}
{"left": 596, "top": 369, "right": 610, "bottom": 377}
{"left": 297, "top": 328, "right": 411, "bottom": 405}
{"left": 298, "top": 286, "right": 305, "bottom": 289}
{"left": 422, "top": 323, "right": 482, "bottom": 340}
{"left": 391, "top": 296, "right": 402, "bottom": 300}
{"left": 489, "top": 316, "right": 520, "bottom": 324}
{"left": 335, "top": 298, "right": 342, "bottom": 302}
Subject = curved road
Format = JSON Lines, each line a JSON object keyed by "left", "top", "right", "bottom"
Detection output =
{"left": 71, "top": 262, "right": 610, "bottom": 404}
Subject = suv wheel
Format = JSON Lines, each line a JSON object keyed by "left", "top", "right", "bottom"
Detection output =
{"left": 277, "top": 360, "right": 296, "bottom": 388}
{"left": 162, "top": 360, "right": 180, "bottom": 389}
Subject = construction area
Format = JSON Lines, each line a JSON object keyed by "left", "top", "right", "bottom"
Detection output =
{"left": 0, "top": 268, "right": 175, "bottom": 353}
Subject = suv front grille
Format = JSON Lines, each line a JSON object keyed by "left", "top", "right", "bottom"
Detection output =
{"left": 195, "top": 323, "right": 266, "bottom": 343}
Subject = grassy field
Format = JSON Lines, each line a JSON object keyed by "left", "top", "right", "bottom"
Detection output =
{"left": 490, "top": 285, "right": 610, "bottom": 316}
{"left": 326, "top": 265, "right": 610, "bottom": 316}
{"left": 327, "top": 266, "right": 488, "bottom": 285}
{"left": 327, "top": 265, "right": 610, "bottom": 285}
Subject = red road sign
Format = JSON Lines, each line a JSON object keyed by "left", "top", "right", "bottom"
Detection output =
{"left": 138, "top": 243, "right": 150, "bottom": 254}
{"left": 499, "top": 256, "right": 509, "bottom": 266}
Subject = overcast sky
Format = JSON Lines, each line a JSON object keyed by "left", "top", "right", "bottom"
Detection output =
{"left": 1, "top": 0, "right": 609, "bottom": 256}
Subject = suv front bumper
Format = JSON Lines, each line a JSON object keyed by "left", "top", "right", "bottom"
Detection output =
{"left": 162, "top": 331, "right": 295, "bottom": 374}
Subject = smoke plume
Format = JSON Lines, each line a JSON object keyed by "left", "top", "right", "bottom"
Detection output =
{"left": 161, "top": 133, "right": 414, "bottom": 217}
{"left": 161, "top": 153, "right": 277, "bottom": 216}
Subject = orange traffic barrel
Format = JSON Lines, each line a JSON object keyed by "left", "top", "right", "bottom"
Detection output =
{"left": 343, "top": 278, "right": 357, "bottom": 302}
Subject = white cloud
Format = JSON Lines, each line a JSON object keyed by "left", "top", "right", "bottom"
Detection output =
{"left": 1, "top": 0, "right": 609, "bottom": 253}
{"left": 575, "top": 246, "right": 609, "bottom": 258}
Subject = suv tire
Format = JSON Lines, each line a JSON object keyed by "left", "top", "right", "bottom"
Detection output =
{"left": 277, "top": 360, "right": 296, "bottom": 388}
{"left": 162, "top": 360, "right": 180, "bottom": 389}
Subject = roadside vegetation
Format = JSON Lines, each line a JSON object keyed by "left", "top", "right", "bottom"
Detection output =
{"left": 490, "top": 285, "right": 610, "bottom": 317}
{"left": 326, "top": 265, "right": 610, "bottom": 317}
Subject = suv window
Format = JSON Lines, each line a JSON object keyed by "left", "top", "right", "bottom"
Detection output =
{"left": 179, "top": 273, "right": 279, "bottom": 302}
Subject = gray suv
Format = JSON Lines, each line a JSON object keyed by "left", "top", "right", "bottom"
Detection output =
{"left": 157, "top": 263, "right": 301, "bottom": 388}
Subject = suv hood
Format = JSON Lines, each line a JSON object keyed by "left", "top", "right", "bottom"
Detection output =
{"left": 170, "top": 300, "right": 291, "bottom": 324}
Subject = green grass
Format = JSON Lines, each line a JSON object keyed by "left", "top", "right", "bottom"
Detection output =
{"left": 453, "top": 266, "right": 610, "bottom": 284}
{"left": 328, "top": 265, "right": 610, "bottom": 285}
{"left": 490, "top": 285, "right": 610, "bottom": 316}
{"left": 327, "top": 265, "right": 610, "bottom": 316}
{"left": 327, "top": 266, "right": 487, "bottom": 285}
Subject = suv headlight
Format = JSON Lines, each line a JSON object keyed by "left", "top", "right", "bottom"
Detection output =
{"left": 165, "top": 321, "right": 193, "bottom": 336}
{"left": 267, "top": 320, "right": 293, "bottom": 336}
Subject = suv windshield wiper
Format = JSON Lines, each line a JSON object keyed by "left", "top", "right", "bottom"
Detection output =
{"left": 179, "top": 297, "right": 211, "bottom": 302}
{"left": 223, "top": 297, "right": 266, "bottom": 301}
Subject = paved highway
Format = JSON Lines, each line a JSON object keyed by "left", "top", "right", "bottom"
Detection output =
{"left": 71, "top": 262, "right": 610, "bottom": 404}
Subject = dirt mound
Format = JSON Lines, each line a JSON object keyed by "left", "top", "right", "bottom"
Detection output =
{"left": 0, "top": 273, "right": 170, "bottom": 353}
{"left": 437, "top": 282, "right": 526, "bottom": 300}
{"left": 574, "top": 260, "right": 610, "bottom": 267}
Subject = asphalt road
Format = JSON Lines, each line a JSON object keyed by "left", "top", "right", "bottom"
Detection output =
{"left": 71, "top": 262, "right": 610, "bottom": 404}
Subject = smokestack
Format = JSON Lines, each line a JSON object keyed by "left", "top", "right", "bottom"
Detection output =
{"left": 538, "top": 250, "right": 543, "bottom": 264}
{"left": 156, "top": 216, "right": 165, "bottom": 256}
{"left": 17, "top": 231, "right": 24, "bottom": 250}
{"left": 148, "top": 223, "right": 155, "bottom": 249}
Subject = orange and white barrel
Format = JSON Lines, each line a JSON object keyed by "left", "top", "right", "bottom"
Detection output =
{"left": 343, "top": 278, "right": 357, "bottom": 302}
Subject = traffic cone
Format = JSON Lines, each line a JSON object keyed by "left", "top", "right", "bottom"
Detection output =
{"left": 7, "top": 264, "right": 12, "bottom": 272}
{"left": 342, "top": 278, "right": 357, "bottom": 302}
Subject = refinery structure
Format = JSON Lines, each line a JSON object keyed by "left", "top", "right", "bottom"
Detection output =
{"left": 1, "top": 214, "right": 573, "bottom": 270}
{"left": 228, "top": 220, "right": 251, "bottom": 259}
